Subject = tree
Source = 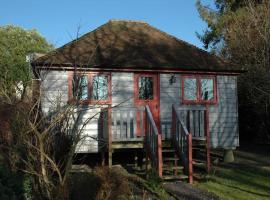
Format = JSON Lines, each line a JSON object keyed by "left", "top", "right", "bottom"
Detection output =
{"left": 196, "top": 0, "right": 270, "bottom": 141}
{"left": 0, "top": 70, "right": 108, "bottom": 200}
{"left": 0, "top": 25, "right": 53, "bottom": 98}
{"left": 0, "top": 26, "right": 110, "bottom": 198}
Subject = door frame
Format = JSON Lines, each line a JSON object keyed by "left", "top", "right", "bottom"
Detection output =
{"left": 134, "top": 73, "right": 161, "bottom": 136}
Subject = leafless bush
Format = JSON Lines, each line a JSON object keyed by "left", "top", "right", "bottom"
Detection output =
{"left": 94, "top": 166, "right": 131, "bottom": 200}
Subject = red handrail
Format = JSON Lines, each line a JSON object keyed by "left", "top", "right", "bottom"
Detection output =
{"left": 145, "top": 105, "right": 162, "bottom": 177}
{"left": 171, "top": 105, "right": 193, "bottom": 184}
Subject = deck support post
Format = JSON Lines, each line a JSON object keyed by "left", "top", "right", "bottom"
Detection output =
{"left": 101, "top": 151, "right": 105, "bottom": 166}
{"left": 108, "top": 151, "right": 112, "bottom": 167}
{"left": 108, "top": 105, "right": 112, "bottom": 168}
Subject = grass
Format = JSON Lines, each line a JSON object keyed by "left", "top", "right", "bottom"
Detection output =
{"left": 143, "top": 170, "right": 170, "bottom": 200}
{"left": 195, "top": 150, "right": 270, "bottom": 200}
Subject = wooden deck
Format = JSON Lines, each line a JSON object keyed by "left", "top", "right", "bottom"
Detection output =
{"left": 112, "top": 138, "right": 144, "bottom": 149}
{"left": 101, "top": 105, "right": 211, "bottom": 183}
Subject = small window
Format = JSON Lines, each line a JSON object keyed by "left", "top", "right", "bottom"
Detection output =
{"left": 92, "top": 75, "right": 109, "bottom": 101}
{"left": 138, "top": 77, "right": 153, "bottom": 100}
{"left": 182, "top": 76, "right": 217, "bottom": 104}
{"left": 184, "top": 78, "right": 197, "bottom": 100}
{"left": 72, "top": 75, "right": 88, "bottom": 100}
{"left": 201, "top": 78, "right": 214, "bottom": 101}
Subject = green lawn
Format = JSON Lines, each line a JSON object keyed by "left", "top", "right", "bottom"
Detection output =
{"left": 195, "top": 149, "right": 270, "bottom": 200}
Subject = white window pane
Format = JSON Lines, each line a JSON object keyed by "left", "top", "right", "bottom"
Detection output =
{"left": 92, "top": 75, "right": 109, "bottom": 100}
{"left": 184, "top": 78, "right": 197, "bottom": 100}
{"left": 72, "top": 75, "right": 88, "bottom": 100}
{"left": 201, "top": 78, "right": 214, "bottom": 101}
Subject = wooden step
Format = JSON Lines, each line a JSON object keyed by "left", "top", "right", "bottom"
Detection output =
{"left": 162, "top": 149, "right": 175, "bottom": 153}
{"left": 192, "top": 141, "right": 206, "bottom": 147}
{"left": 193, "top": 137, "right": 206, "bottom": 140}
{"left": 162, "top": 175, "right": 188, "bottom": 181}
{"left": 162, "top": 141, "right": 172, "bottom": 148}
{"left": 163, "top": 165, "right": 184, "bottom": 170}
{"left": 192, "top": 159, "right": 206, "bottom": 168}
{"left": 163, "top": 157, "right": 179, "bottom": 162}
{"left": 193, "top": 158, "right": 206, "bottom": 163}
{"left": 192, "top": 147, "right": 206, "bottom": 151}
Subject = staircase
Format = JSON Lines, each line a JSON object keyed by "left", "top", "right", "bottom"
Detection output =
{"left": 144, "top": 105, "right": 211, "bottom": 184}
{"left": 161, "top": 138, "right": 210, "bottom": 181}
{"left": 192, "top": 138, "right": 210, "bottom": 173}
{"left": 161, "top": 140, "right": 188, "bottom": 181}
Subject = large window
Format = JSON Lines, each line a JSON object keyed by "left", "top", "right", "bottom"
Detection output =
{"left": 182, "top": 76, "right": 217, "bottom": 104}
{"left": 69, "top": 72, "right": 111, "bottom": 104}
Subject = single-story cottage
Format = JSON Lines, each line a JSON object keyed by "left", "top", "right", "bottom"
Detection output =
{"left": 31, "top": 20, "right": 243, "bottom": 183}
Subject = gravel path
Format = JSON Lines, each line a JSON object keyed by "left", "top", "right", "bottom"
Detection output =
{"left": 163, "top": 181, "right": 219, "bottom": 200}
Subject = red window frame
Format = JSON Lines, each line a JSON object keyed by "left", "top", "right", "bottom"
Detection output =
{"left": 182, "top": 75, "right": 217, "bottom": 105}
{"left": 68, "top": 71, "right": 112, "bottom": 105}
{"left": 134, "top": 73, "right": 159, "bottom": 105}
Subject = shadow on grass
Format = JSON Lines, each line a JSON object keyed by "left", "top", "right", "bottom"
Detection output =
{"left": 217, "top": 181, "right": 270, "bottom": 198}
{"left": 199, "top": 163, "right": 270, "bottom": 199}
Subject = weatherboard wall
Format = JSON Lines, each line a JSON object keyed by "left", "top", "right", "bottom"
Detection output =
{"left": 159, "top": 74, "right": 239, "bottom": 149}
{"left": 39, "top": 70, "right": 239, "bottom": 152}
{"left": 39, "top": 70, "right": 101, "bottom": 153}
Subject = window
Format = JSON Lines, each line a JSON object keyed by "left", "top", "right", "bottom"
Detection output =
{"left": 201, "top": 78, "right": 214, "bottom": 101}
{"left": 68, "top": 72, "right": 111, "bottom": 104}
{"left": 183, "top": 78, "right": 197, "bottom": 101}
{"left": 138, "top": 77, "right": 154, "bottom": 100}
{"left": 72, "top": 75, "right": 88, "bottom": 100}
{"left": 92, "top": 75, "right": 109, "bottom": 101}
{"left": 182, "top": 76, "right": 217, "bottom": 104}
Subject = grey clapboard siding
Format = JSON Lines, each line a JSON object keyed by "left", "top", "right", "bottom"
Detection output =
{"left": 39, "top": 70, "right": 101, "bottom": 153}
{"left": 40, "top": 70, "right": 69, "bottom": 113}
{"left": 159, "top": 74, "right": 239, "bottom": 149}
{"left": 208, "top": 76, "right": 239, "bottom": 148}
{"left": 111, "top": 73, "right": 135, "bottom": 139}
{"left": 40, "top": 70, "right": 239, "bottom": 152}
{"left": 112, "top": 72, "right": 134, "bottom": 107}
{"left": 160, "top": 74, "right": 181, "bottom": 139}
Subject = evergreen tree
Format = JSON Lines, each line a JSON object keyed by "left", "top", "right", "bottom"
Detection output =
{"left": 197, "top": 0, "right": 270, "bottom": 142}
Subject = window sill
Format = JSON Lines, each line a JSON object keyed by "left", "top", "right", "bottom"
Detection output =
{"left": 182, "top": 100, "right": 217, "bottom": 105}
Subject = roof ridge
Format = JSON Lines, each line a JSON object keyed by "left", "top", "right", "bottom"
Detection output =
{"left": 109, "top": 19, "right": 148, "bottom": 24}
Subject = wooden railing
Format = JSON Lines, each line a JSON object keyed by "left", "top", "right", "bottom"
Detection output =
{"left": 172, "top": 105, "right": 211, "bottom": 174}
{"left": 171, "top": 105, "right": 193, "bottom": 183}
{"left": 145, "top": 105, "right": 162, "bottom": 177}
{"left": 175, "top": 106, "right": 207, "bottom": 140}
{"left": 110, "top": 106, "right": 145, "bottom": 141}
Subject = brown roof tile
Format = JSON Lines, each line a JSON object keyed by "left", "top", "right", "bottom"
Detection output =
{"left": 32, "top": 20, "right": 243, "bottom": 72}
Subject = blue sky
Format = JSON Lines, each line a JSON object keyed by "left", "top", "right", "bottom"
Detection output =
{"left": 0, "top": 0, "right": 214, "bottom": 49}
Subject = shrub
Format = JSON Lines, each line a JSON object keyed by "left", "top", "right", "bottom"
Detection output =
{"left": 95, "top": 166, "right": 131, "bottom": 200}
{"left": 0, "top": 164, "right": 33, "bottom": 200}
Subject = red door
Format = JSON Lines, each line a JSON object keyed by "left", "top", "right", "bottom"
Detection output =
{"left": 134, "top": 73, "right": 160, "bottom": 136}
